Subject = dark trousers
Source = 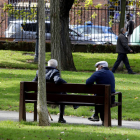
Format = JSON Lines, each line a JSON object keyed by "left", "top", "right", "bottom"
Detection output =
{"left": 94, "top": 99, "right": 115, "bottom": 122}
{"left": 59, "top": 92, "right": 66, "bottom": 119}
{"left": 112, "top": 53, "right": 132, "bottom": 73}
{"left": 51, "top": 92, "right": 66, "bottom": 119}
{"left": 95, "top": 105, "right": 104, "bottom": 121}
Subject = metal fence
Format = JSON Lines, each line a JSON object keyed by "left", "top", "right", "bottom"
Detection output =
{"left": 0, "top": 5, "right": 140, "bottom": 45}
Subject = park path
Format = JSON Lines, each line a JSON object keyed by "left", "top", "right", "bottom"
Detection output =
{"left": 0, "top": 110, "right": 140, "bottom": 129}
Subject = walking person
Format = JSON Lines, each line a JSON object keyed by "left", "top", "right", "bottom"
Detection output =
{"left": 126, "top": 13, "right": 134, "bottom": 44}
{"left": 112, "top": 28, "right": 136, "bottom": 74}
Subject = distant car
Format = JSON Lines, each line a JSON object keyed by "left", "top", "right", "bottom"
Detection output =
{"left": 71, "top": 21, "right": 118, "bottom": 45}
{"left": 130, "top": 25, "right": 140, "bottom": 45}
{"left": 69, "top": 28, "right": 96, "bottom": 44}
{"left": 5, "top": 20, "right": 51, "bottom": 41}
{"left": 5, "top": 20, "right": 96, "bottom": 44}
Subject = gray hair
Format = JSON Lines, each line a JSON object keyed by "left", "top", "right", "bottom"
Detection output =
{"left": 120, "top": 28, "right": 124, "bottom": 33}
{"left": 48, "top": 59, "right": 58, "bottom": 67}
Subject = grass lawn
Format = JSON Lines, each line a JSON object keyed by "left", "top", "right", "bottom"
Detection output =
{"left": 0, "top": 121, "right": 140, "bottom": 140}
{"left": 0, "top": 50, "right": 140, "bottom": 139}
{"left": 0, "top": 50, "right": 140, "bottom": 72}
{"left": 0, "top": 50, "right": 140, "bottom": 121}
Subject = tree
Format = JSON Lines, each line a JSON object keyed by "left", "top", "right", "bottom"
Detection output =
{"left": 50, "top": 0, "right": 76, "bottom": 71}
{"left": 37, "top": 0, "right": 50, "bottom": 126}
{"left": 118, "top": 0, "right": 126, "bottom": 71}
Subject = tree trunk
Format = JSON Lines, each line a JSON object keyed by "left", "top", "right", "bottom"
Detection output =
{"left": 50, "top": 0, "right": 76, "bottom": 71}
{"left": 118, "top": 0, "right": 126, "bottom": 71}
{"left": 119, "top": 0, "right": 126, "bottom": 33}
{"left": 37, "top": 0, "right": 50, "bottom": 126}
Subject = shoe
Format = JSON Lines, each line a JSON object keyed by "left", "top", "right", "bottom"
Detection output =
{"left": 58, "top": 118, "right": 66, "bottom": 123}
{"left": 128, "top": 72, "right": 136, "bottom": 74}
{"left": 88, "top": 114, "right": 99, "bottom": 121}
{"left": 73, "top": 105, "right": 79, "bottom": 110}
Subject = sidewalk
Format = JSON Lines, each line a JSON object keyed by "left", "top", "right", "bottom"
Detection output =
{"left": 1, "top": 110, "right": 140, "bottom": 129}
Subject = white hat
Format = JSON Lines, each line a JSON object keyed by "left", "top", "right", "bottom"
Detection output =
{"left": 95, "top": 61, "right": 108, "bottom": 67}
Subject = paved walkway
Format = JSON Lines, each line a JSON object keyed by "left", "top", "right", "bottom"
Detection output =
{"left": 0, "top": 110, "right": 140, "bottom": 129}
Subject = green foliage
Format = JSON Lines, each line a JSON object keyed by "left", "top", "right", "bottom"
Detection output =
{"left": 84, "top": 0, "right": 93, "bottom": 8}
{"left": 94, "top": 4, "right": 102, "bottom": 9}
{"left": 91, "top": 12, "right": 97, "bottom": 19}
{"left": 2, "top": 42, "right": 140, "bottom": 55}
{"left": 0, "top": 41, "right": 50, "bottom": 52}
{"left": 3, "top": 3, "right": 37, "bottom": 23}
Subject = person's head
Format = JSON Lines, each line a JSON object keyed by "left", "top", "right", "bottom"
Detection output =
{"left": 120, "top": 28, "right": 126, "bottom": 34}
{"left": 48, "top": 59, "right": 58, "bottom": 68}
{"left": 126, "top": 13, "right": 130, "bottom": 21}
{"left": 95, "top": 61, "right": 108, "bottom": 71}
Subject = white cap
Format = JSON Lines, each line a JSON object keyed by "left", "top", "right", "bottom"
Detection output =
{"left": 95, "top": 61, "right": 108, "bottom": 67}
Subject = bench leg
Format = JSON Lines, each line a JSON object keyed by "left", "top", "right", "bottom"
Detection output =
{"left": 118, "top": 94, "right": 122, "bottom": 126}
{"left": 19, "top": 101, "right": 26, "bottom": 121}
{"left": 104, "top": 107, "right": 111, "bottom": 127}
{"left": 34, "top": 102, "right": 37, "bottom": 121}
{"left": 19, "top": 82, "right": 26, "bottom": 121}
{"left": 104, "top": 86, "right": 111, "bottom": 127}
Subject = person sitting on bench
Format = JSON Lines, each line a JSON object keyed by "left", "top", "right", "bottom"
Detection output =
{"left": 32, "top": 59, "right": 67, "bottom": 123}
{"left": 86, "top": 61, "right": 115, "bottom": 125}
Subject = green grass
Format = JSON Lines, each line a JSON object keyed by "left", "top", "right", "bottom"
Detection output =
{"left": 0, "top": 50, "right": 140, "bottom": 121}
{"left": 0, "top": 121, "right": 140, "bottom": 140}
{"left": 0, "top": 50, "right": 140, "bottom": 72}
{"left": 0, "top": 69, "right": 140, "bottom": 121}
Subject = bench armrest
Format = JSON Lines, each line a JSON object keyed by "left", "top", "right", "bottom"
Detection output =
{"left": 111, "top": 92, "right": 122, "bottom": 96}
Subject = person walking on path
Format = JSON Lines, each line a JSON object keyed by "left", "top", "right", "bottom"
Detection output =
{"left": 112, "top": 28, "right": 136, "bottom": 74}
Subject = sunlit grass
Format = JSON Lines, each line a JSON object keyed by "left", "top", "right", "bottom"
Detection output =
{"left": 0, "top": 121, "right": 140, "bottom": 140}
{"left": 0, "top": 50, "right": 140, "bottom": 72}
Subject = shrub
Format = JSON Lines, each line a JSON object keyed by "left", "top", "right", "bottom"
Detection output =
{"left": 0, "top": 41, "right": 139, "bottom": 53}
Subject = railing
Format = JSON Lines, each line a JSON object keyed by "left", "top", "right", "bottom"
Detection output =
{"left": 0, "top": 5, "right": 140, "bottom": 45}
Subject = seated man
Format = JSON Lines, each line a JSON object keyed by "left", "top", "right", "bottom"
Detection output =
{"left": 86, "top": 61, "right": 115, "bottom": 125}
{"left": 32, "top": 59, "right": 67, "bottom": 123}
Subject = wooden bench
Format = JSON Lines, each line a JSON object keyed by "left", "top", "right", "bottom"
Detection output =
{"left": 19, "top": 81, "right": 122, "bottom": 127}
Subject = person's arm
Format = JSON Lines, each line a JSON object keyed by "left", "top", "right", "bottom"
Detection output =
{"left": 53, "top": 71, "right": 67, "bottom": 84}
{"left": 86, "top": 73, "right": 98, "bottom": 85}
{"left": 32, "top": 70, "right": 38, "bottom": 82}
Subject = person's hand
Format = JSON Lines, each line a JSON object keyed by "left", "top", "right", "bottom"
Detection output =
{"left": 130, "top": 50, "right": 133, "bottom": 53}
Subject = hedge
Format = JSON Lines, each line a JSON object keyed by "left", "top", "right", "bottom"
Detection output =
{"left": 0, "top": 41, "right": 140, "bottom": 53}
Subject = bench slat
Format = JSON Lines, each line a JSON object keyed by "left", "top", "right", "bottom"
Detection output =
{"left": 25, "top": 93, "right": 104, "bottom": 104}
{"left": 22, "top": 82, "right": 107, "bottom": 95}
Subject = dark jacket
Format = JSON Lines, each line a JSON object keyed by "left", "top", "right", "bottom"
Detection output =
{"left": 86, "top": 67, "right": 115, "bottom": 102}
{"left": 116, "top": 33, "right": 131, "bottom": 54}
{"left": 32, "top": 66, "right": 67, "bottom": 84}
{"left": 126, "top": 20, "right": 134, "bottom": 35}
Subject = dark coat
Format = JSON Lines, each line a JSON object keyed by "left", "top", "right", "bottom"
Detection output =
{"left": 86, "top": 67, "right": 115, "bottom": 102}
{"left": 116, "top": 33, "right": 131, "bottom": 54}
{"left": 126, "top": 20, "right": 134, "bottom": 35}
{"left": 32, "top": 66, "right": 67, "bottom": 84}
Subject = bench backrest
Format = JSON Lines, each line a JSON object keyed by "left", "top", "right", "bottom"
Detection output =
{"left": 20, "top": 81, "right": 111, "bottom": 104}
